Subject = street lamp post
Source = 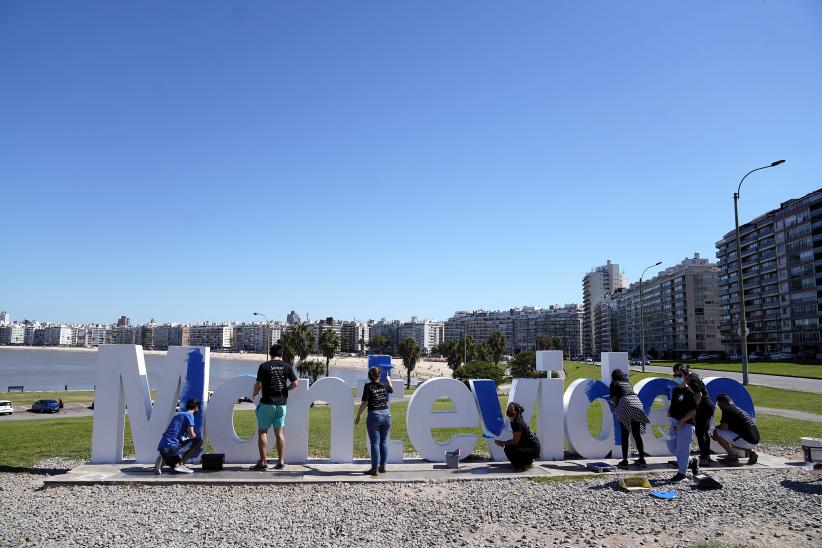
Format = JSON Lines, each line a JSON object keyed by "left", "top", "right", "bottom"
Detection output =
{"left": 734, "top": 160, "right": 785, "bottom": 385}
{"left": 639, "top": 261, "right": 662, "bottom": 373}
{"left": 253, "top": 312, "right": 270, "bottom": 355}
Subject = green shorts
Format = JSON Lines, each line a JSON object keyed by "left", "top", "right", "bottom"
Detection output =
{"left": 256, "top": 403, "right": 287, "bottom": 430}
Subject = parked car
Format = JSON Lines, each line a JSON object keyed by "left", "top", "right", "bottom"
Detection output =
{"left": 585, "top": 358, "right": 594, "bottom": 365}
{"left": 0, "top": 400, "right": 13, "bottom": 416}
{"left": 770, "top": 352, "right": 794, "bottom": 360}
{"left": 32, "top": 399, "right": 60, "bottom": 413}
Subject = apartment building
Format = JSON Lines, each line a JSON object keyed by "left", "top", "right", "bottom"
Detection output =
{"left": 153, "top": 324, "right": 190, "bottom": 350}
{"left": 601, "top": 254, "right": 722, "bottom": 358}
{"left": 341, "top": 321, "right": 368, "bottom": 353}
{"left": 188, "top": 324, "right": 232, "bottom": 351}
{"left": 444, "top": 305, "right": 583, "bottom": 356}
{"left": 43, "top": 325, "right": 72, "bottom": 346}
{"left": 582, "top": 261, "right": 627, "bottom": 358}
{"left": 716, "top": 187, "right": 822, "bottom": 356}
{"left": 398, "top": 319, "right": 445, "bottom": 354}
{"left": 0, "top": 324, "right": 24, "bottom": 345}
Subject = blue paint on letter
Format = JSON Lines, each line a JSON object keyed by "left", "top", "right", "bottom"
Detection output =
{"left": 472, "top": 380, "right": 505, "bottom": 436}
{"left": 180, "top": 348, "right": 206, "bottom": 458}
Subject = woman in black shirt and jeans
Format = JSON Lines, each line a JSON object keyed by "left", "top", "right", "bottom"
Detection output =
{"left": 355, "top": 367, "right": 393, "bottom": 476}
{"left": 495, "top": 402, "right": 541, "bottom": 472}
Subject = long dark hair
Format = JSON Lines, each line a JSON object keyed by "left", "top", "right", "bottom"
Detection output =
{"left": 367, "top": 367, "right": 381, "bottom": 383}
{"left": 508, "top": 402, "right": 524, "bottom": 418}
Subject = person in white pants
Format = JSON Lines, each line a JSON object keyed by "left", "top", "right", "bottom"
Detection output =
{"left": 667, "top": 374, "right": 699, "bottom": 482}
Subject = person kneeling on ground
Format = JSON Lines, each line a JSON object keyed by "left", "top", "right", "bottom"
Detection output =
{"left": 609, "top": 369, "right": 649, "bottom": 469}
{"left": 495, "top": 402, "right": 541, "bottom": 472}
{"left": 154, "top": 398, "right": 203, "bottom": 475}
{"left": 711, "top": 393, "right": 760, "bottom": 465}
{"left": 355, "top": 366, "right": 394, "bottom": 476}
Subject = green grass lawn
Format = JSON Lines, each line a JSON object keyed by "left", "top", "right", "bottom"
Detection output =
{"left": 3, "top": 396, "right": 821, "bottom": 470}
{"left": 653, "top": 359, "right": 822, "bottom": 380}
{"left": 562, "top": 362, "right": 822, "bottom": 415}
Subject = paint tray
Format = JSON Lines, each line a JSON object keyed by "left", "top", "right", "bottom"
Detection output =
{"left": 618, "top": 475, "right": 651, "bottom": 492}
{"left": 586, "top": 461, "right": 615, "bottom": 473}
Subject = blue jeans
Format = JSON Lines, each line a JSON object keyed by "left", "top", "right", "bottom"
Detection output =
{"left": 366, "top": 409, "right": 391, "bottom": 470}
{"left": 666, "top": 422, "right": 695, "bottom": 474}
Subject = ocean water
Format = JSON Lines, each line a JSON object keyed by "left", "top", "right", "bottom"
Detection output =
{"left": 0, "top": 348, "right": 371, "bottom": 392}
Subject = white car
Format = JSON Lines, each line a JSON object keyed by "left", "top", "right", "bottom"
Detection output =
{"left": 0, "top": 400, "right": 13, "bottom": 416}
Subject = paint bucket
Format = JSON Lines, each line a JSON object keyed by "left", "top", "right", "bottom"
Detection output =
{"left": 801, "top": 437, "right": 822, "bottom": 463}
{"left": 445, "top": 448, "right": 460, "bottom": 469}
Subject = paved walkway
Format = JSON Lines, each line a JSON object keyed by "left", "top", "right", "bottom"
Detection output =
{"left": 45, "top": 453, "right": 795, "bottom": 486}
{"left": 757, "top": 407, "right": 822, "bottom": 423}
{"left": 632, "top": 365, "right": 822, "bottom": 394}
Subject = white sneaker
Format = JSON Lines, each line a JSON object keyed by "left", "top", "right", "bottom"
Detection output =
{"left": 153, "top": 456, "right": 163, "bottom": 475}
{"left": 173, "top": 464, "right": 193, "bottom": 474}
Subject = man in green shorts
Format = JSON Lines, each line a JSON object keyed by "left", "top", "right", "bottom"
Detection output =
{"left": 251, "top": 343, "right": 299, "bottom": 470}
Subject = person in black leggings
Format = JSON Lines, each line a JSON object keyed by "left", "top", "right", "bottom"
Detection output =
{"left": 495, "top": 402, "right": 541, "bottom": 472}
{"left": 609, "top": 369, "right": 650, "bottom": 469}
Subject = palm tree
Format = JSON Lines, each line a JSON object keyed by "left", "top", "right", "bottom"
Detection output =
{"left": 368, "top": 334, "right": 388, "bottom": 354}
{"left": 278, "top": 331, "right": 297, "bottom": 365}
{"left": 285, "top": 323, "right": 316, "bottom": 363}
{"left": 319, "top": 328, "right": 340, "bottom": 377}
{"left": 398, "top": 337, "right": 420, "bottom": 388}
{"left": 487, "top": 331, "right": 506, "bottom": 364}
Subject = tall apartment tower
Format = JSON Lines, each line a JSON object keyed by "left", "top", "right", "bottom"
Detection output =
{"left": 582, "top": 260, "right": 627, "bottom": 358}
{"left": 286, "top": 310, "right": 301, "bottom": 325}
{"left": 716, "top": 188, "right": 822, "bottom": 357}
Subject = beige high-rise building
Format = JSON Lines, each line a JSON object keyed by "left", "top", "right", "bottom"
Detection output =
{"left": 582, "top": 260, "right": 627, "bottom": 358}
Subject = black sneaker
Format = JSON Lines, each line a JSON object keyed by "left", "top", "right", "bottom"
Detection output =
{"left": 690, "top": 457, "right": 700, "bottom": 476}
{"left": 364, "top": 468, "right": 378, "bottom": 476}
{"left": 273, "top": 462, "right": 285, "bottom": 470}
{"left": 377, "top": 466, "right": 386, "bottom": 473}
{"left": 250, "top": 462, "right": 268, "bottom": 471}
{"left": 699, "top": 457, "right": 715, "bottom": 467}
{"left": 669, "top": 472, "right": 686, "bottom": 482}
{"left": 617, "top": 459, "right": 630, "bottom": 469}
{"left": 634, "top": 458, "right": 647, "bottom": 469}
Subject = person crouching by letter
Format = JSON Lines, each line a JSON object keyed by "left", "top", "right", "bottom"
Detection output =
{"left": 251, "top": 344, "right": 299, "bottom": 471}
{"left": 711, "top": 393, "right": 760, "bottom": 465}
{"left": 667, "top": 375, "right": 699, "bottom": 482}
{"left": 153, "top": 398, "right": 203, "bottom": 475}
{"left": 609, "top": 369, "right": 649, "bottom": 469}
{"left": 355, "top": 367, "right": 393, "bottom": 476}
{"left": 495, "top": 402, "right": 541, "bottom": 472}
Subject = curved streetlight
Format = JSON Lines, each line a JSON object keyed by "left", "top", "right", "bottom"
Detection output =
{"left": 734, "top": 160, "right": 786, "bottom": 385}
{"left": 253, "top": 312, "right": 271, "bottom": 355}
{"left": 639, "top": 261, "right": 662, "bottom": 372}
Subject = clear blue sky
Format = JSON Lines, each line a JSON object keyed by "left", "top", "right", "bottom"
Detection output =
{"left": 2, "top": 1, "right": 821, "bottom": 325}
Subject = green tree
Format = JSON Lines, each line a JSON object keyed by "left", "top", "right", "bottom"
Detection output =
{"left": 474, "top": 342, "right": 491, "bottom": 362}
{"left": 278, "top": 331, "right": 297, "bottom": 365}
{"left": 535, "top": 334, "right": 564, "bottom": 352}
{"left": 398, "top": 337, "right": 421, "bottom": 388}
{"left": 452, "top": 360, "right": 507, "bottom": 385}
{"left": 286, "top": 323, "right": 316, "bottom": 363}
{"left": 319, "top": 328, "right": 340, "bottom": 377}
{"left": 509, "top": 351, "right": 546, "bottom": 379}
{"left": 296, "top": 359, "right": 326, "bottom": 385}
{"left": 487, "top": 331, "right": 506, "bottom": 364}
{"left": 368, "top": 334, "right": 389, "bottom": 354}
{"left": 434, "top": 340, "right": 462, "bottom": 370}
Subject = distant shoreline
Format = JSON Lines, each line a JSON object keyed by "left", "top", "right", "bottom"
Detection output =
{"left": 0, "top": 346, "right": 453, "bottom": 380}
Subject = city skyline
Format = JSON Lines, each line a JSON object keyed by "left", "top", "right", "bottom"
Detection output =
{"left": 2, "top": 2, "right": 821, "bottom": 324}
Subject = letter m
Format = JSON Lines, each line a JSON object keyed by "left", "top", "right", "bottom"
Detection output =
{"left": 90, "top": 345, "right": 209, "bottom": 464}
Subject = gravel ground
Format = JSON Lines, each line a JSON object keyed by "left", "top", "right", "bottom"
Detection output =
{"left": 1, "top": 457, "right": 821, "bottom": 547}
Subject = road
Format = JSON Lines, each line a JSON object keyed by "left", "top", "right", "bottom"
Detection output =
{"left": 632, "top": 365, "right": 822, "bottom": 394}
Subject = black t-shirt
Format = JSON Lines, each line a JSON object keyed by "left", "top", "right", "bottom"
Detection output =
{"left": 720, "top": 404, "right": 760, "bottom": 444}
{"left": 361, "top": 381, "right": 392, "bottom": 411}
{"left": 685, "top": 372, "right": 715, "bottom": 413}
{"left": 669, "top": 385, "right": 698, "bottom": 424}
{"left": 609, "top": 381, "right": 635, "bottom": 405}
{"left": 256, "top": 360, "right": 297, "bottom": 405}
{"left": 511, "top": 415, "right": 540, "bottom": 449}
